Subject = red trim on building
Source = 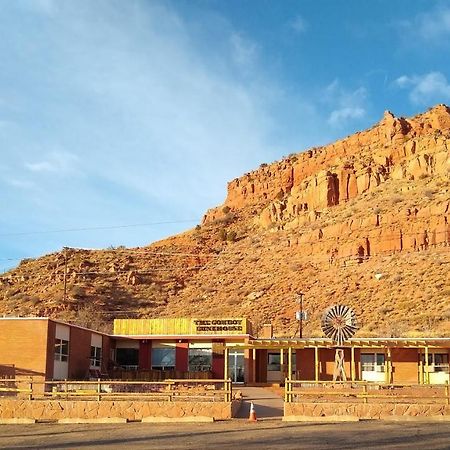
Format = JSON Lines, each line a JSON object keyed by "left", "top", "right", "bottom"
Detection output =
{"left": 176, "top": 341, "right": 189, "bottom": 372}
{"left": 212, "top": 340, "right": 225, "bottom": 379}
{"left": 138, "top": 340, "right": 151, "bottom": 370}
{"left": 45, "top": 319, "right": 56, "bottom": 380}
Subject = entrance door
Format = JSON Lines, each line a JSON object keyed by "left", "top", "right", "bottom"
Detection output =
{"left": 228, "top": 351, "right": 245, "bottom": 383}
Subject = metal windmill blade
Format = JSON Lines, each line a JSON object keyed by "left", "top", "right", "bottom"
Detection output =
{"left": 321, "top": 305, "right": 358, "bottom": 346}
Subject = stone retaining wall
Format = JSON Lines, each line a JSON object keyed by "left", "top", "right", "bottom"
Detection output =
{"left": 284, "top": 402, "right": 450, "bottom": 419}
{"left": 0, "top": 399, "right": 235, "bottom": 421}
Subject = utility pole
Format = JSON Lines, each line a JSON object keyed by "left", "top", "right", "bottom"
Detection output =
{"left": 62, "top": 247, "right": 68, "bottom": 303}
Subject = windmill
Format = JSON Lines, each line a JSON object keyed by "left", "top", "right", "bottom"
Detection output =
{"left": 321, "top": 305, "right": 358, "bottom": 381}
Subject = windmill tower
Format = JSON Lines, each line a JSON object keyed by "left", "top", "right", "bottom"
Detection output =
{"left": 321, "top": 305, "right": 358, "bottom": 381}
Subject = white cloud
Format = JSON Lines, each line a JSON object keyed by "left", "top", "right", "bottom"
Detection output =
{"left": 394, "top": 72, "right": 450, "bottom": 105}
{"left": 398, "top": 5, "right": 450, "bottom": 44}
{"left": 5, "top": 178, "right": 35, "bottom": 189}
{"left": 290, "top": 15, "right": 308, "bottom": 34}
{"left": 328, "top": 107, "right": 365, "bottom": 127}
{"left": 416, "top": 7, "right": 450, "bottom": 41}
{"left": 0, "top": 1, "right": 334, "bottom": 256}
{"left": 25, "top": 151, "right": 79, "bottom": 174}
{"left": 324, "top": 80, "right": 368, "bottom": 127}
{"left": 230, "top": 32, "right": 259, "bottom": 70}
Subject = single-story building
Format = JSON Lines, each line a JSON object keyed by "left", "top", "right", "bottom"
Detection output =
{"left": 1, "top": 317, "right": 449, "bottom": 385}
{"left": 0, "top": 317, "right": 110, "bottom": 381}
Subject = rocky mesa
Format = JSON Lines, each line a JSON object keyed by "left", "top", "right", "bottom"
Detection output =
{"left": 1, "top": 104, "right": 449, "bottom": 337}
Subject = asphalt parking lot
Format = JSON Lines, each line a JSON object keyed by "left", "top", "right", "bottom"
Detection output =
{"left": 1, "top": 420, "right": 450, "bottom": 450}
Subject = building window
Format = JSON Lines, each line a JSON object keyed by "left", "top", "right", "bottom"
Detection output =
{"left": 116, "top": 348, "right": 139, "bottom": 369}
{"left": 54, "top": 339, "right": 69, "bottom": 362}
{"left": 422, "top": 353, "right": 449, "bottom": 372}
{"left": 361, "top": 353, "right": 385, "bottom": 372}
{"left": 90, "top": 346, "right": 102, "bottom": 367}
{"left": 268, "top": 353, "right": 281, "bottom": 371}
{"left": 152, "top": 348, "right": 176, "bottom": 371}
{"left": 188, "top": 348, "right": 212, "bottom": 372}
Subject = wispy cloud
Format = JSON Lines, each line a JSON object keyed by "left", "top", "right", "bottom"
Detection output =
{"left": 0, "top": 1, "right": 290, "bottom": 252}
{"left": 328, "top": 107, "right": 365, "bottom": 127}
{"left": 398, "top": 5, "right": 450, "bottom": 43}
{"left": 289, "top": 15, "right": 308, "bottom": 34}
{"left": 394, "top": 72, "right": 450, "bottom": 105}
{"left": 230, "top": 32, "right": 259, "bottom": 71}
{"left": 4, "top": 178, "right": 35, "bottom": 189}
{"left": 324, "top": 80, "right": 368, "bottom": 127}
{"left": 25, "top": 151, "right": 79, "bottom": 174}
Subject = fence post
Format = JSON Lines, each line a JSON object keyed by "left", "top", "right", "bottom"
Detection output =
{"left": 225, "top": 379, "right": 232, "bottom": 402}
{"left": 28, "top": 378, "right": 33, "bottom": 401}
{"left": 97, "top": 378, "right": 101, "bottom": 401}
{"left": 445, "top": 381, "right": 449, "bottom": 406}
{"left": 363, "top": 383, "right": 368, "bottom": 404}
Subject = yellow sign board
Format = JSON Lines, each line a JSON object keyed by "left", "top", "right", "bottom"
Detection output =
{"left": 113, "top": 318, "right": 250, "bottom": 336}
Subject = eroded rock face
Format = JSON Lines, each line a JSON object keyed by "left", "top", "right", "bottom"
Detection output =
{"left": 204, "top": 105, "right": 450, "bottom": 226}
{"left": 1, "top": 104, "right": 449, "bottom": 336}
{"left": 203, "top": 105, "right": 450, "bottom": 258}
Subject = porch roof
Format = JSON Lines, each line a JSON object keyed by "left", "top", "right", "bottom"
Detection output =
{"left": 221, "top": 337, "right": 450, "bottom": 350}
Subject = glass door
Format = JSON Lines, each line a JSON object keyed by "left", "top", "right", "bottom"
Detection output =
{"left": 228, "top": 350, "right": 245, "bottom": 383}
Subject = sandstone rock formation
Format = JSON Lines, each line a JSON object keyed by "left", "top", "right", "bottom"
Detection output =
{"left": 1, "top": 105, "right": 449, "bottom": 336}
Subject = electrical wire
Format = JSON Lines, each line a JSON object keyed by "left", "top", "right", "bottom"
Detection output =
{"left": 0, "top": 219, "right": 199, "bottom": 237}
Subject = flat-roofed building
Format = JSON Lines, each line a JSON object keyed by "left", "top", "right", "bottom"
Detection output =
{"left": 0, "top": 317, "right": 110, "bottom": 382}
{"left": 1, "top": 316, "right": 449, "bottom": 385}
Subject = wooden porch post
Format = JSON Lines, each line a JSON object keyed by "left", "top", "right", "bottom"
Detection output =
{"left": 386, "top": 347, "right": 392, "bottom": 384}
{"left": 288, "top": 346, "right": 292, "bottom": 381}
{"left": 314, "top": 346, "right": 319, "bottom": 382}
{"left": 419, "top": 349, "right": 424, "bottom": 385}
{"left": 351, "top": 346, "right": 356, "bottom": 381}
{"left": 280, "top": 348, "right": 285, "bottom": 382}
{"left": 224, "top": 347, "right": 229, "bottom": 381}
{"left": 424, "top": 346, "right": 429, "bottom": 385}
{"left": 252, "top": 348, "right": 257, "bottom": 383}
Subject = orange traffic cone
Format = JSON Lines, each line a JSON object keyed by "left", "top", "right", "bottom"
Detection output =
{"left": 248, "top": 402, "right": 257, "bottom": 422}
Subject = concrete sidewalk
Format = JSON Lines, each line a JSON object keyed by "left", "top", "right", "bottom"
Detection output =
{"left": 235, "top": 387, "right": 284, "bottom": 420}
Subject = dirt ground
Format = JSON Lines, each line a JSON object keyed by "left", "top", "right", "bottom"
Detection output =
{"left": 1, "top": 420, "right": 450, "bottom": 450}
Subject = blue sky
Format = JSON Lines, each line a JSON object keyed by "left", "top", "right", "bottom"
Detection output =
{"left": 1, "top": 0, "right": 450, "bottom": 271}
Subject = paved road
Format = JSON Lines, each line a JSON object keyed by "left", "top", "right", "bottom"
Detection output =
{"left": 1, "top": 421, "right": 450, "bottom": 449}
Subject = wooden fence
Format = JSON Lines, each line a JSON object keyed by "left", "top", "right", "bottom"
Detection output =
{"left": 285, "top": 379, "right": 450, "bottom": 404}
{"left": 109, "top": 369, "right": 213, "bottom": 381}
{"left": 0, "top": 378, "right": 233, "bottom": 402}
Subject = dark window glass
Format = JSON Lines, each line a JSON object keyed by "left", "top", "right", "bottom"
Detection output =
{"left": 268, "top": 353, "right": 281, "bottom": 371}
{"left": 54, "top": 339, "right": 69, "bottom": 362}
{"left": 90, "top": 346, "right": 102, "bottom": 367}
{"left": 116, "top": 348, "right": 139, "bottom": 368}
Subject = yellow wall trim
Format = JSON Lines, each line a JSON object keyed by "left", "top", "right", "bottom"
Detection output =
{"left": 113, "top": 318, "right": 250, "bottom": 336}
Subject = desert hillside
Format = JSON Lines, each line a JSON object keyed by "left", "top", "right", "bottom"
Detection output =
{"left": 1, "top": 105, "right": 449, "bottom": 337}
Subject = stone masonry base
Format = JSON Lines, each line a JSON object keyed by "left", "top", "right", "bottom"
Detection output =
{"left": 284, "top": 402, "right": 450, "bottom": 419}
{"left": 0, "top": 399, "right": 235, "bottom": 421}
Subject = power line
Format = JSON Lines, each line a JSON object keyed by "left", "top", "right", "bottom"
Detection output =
{"left": 0, "top": 219, "right": 199, "bottom": 237}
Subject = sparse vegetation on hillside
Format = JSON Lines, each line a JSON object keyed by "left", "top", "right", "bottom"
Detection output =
{"left": 0, "top": 105, "right": 449, "bottom": 337}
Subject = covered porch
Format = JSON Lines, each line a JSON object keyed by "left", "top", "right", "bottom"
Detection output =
{"left": 222, "top": 337, "right": 450, "bottom": 385}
